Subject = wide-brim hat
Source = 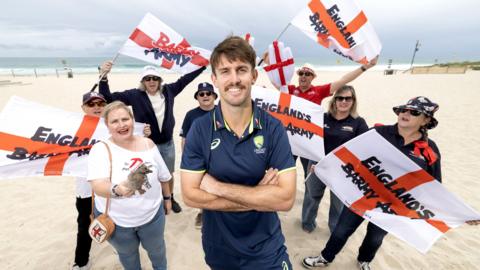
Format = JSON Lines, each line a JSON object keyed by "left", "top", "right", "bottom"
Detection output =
{"left": 82, "top": 91, "right": 106, "bottom": 104}
{"left": 393, "top": 96, "right": 439, "bottom": 129}
{"left": 140, "top": 65, "right": 161, "bottom": 80}
{"left": 194, "top": 82, "right": 217, "bottom": 99}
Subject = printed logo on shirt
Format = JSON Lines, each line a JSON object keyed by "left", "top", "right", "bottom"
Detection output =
{"left": 324, "top": 123, "right": 330, "bottom": 129}
{"left": 122, "top": 158, "right": 153, "bottom": 194}
{"left": 341, "top": 125, "right": 354, "bottom": 132}
{"left": 211, "top": 138, "right": 221, "bottom": 150}
{"left": 253, "top": 135, "right": 266, "bottom": 154}
{"left": 282, "top": 261, "right": 289, "bottom": 270}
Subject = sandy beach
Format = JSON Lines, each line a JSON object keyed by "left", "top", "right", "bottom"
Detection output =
{"left": 0, "top": 69, "right": 479, "bottom": 270}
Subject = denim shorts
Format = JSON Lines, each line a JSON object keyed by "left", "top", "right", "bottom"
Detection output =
{"left": 156, "top": 139, "right": 175, "bottom": 173}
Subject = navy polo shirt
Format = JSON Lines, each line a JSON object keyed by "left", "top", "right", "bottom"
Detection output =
{"left": 375, "top": 124, "right": 442, "bottom": 182}
{"left": 181, "top": 101, "right": 295, "bottom": 257}
{"left": 179, "top": 106, "right": 215, "bottom": 138}
{"left": 324, "top": 113, "right": 369, "bottom": 155}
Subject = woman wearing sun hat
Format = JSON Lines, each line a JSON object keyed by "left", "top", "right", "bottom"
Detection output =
{"left": 302, "top": 96, "right": 443, "bottom": 270}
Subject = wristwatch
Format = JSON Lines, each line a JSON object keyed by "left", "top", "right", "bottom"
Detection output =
{"left": 111, "top": 184, "right": 122, "bottom": 197}
{"left": 163, "top": 196, "right": 171, "bottom": 200}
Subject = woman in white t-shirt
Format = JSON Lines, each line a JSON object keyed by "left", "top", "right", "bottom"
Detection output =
{"left": 88, "top": 101, "right": 172, "bottom": 270}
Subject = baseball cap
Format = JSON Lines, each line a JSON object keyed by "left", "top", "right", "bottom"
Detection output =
{"left": 82, "top": 91, "right": 106, "bottom": 105}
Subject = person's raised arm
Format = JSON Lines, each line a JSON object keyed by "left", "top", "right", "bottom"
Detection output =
{"left": 330, "top": 55, "right": 378, "bottom": 94}
{"left": 168, "top": 66, "right": 206, "bottom": 97}
{"left": 98, "top": 60, "right": 132, "bottom": 104}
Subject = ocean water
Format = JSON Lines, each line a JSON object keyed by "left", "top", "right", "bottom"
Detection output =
{"left": 0, "top": 56, "right": 430, "bottom": 76}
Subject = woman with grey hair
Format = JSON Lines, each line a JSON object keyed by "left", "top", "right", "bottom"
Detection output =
{"left": 99, "top": 61, "right": 205, "bottom": 213}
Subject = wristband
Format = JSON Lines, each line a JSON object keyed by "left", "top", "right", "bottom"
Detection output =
{"left": 360, "top": 66, "right": 367, "bottom": 72}
{"left": 111, "top": 184, "right": 121, "bottom": 197}
{"left": 163, "top": 196, "right": 171, "bottom": 200}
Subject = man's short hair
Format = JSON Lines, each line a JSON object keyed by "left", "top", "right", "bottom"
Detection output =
{"left": 210, "top": 36, "right": 256, "bottom": 75}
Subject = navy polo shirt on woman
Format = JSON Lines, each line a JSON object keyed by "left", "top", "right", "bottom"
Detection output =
{"left": 181, "top": 101, "right": 296, "bottom": 258}
{"left": 324, "top": 113, "right": 369, "bottom": 154}
{"left": 374, "top": 124, "right": 442, "bottom": 182}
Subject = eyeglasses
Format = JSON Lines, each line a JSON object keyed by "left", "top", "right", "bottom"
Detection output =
{"left": 335, "top": 96, "right": 354, "bottom": 102}
{"left": 198, "top": 91, "right": 212, "bottom": 97}
{"left": 398, "top": 108, "right": 423, "bottom": 116}
{"left": 85, "top": 101, "right": 106, "bottom": 108}
{"left": 298, "top": 71, "right": 314, "bottom": 77}
{"left": 144, "top": 76, "right": 160, "bottom": 82}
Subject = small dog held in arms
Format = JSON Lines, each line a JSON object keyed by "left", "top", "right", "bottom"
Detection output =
{"left": 127, "top": 162, "right": 153, "bottom": 194}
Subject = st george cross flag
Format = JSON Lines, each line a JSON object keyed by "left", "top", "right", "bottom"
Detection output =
{"left": 119, "top": 13, "right": 210, "bottom": 73}
{"left": 263, "top": 41, "right": 295, "bottom": 93}
{"left": 315, "top": 129, "right": 480, "bottom": 253}
{"left": 291, "top": 0, "right": 381, "bottom": 64}
{"left": 0, "top": 96, "right": 144, "bottom": 179}
{"left": 251, "top": 86, "right": 325, "bottom": 161}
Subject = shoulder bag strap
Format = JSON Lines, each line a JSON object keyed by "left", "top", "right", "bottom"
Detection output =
{"left": 90, "top": 141, "right": 113, "bottom": 218}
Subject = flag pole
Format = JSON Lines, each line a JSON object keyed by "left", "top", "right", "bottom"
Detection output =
{"left": 90, "top": 52, "right": 120, "bottom": 92}
{"left": 257, "top": 23, "right": 291, "bottom": 66}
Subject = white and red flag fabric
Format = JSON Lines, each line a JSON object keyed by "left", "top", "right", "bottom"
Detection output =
{"left": 315, "top": 129, "right": 480, "bottom": 253}
{"left": 291, "top": 0, "right": 381, "bottom": 64}
{"left": 119, "top": 13, "right": 210, "bottom": 73}
{"left": 0, "top": 96, "right": 144, "bottom": 179}
{"left": 263, "top": 41, "right": 295, "bottom": 93}
{"left": 251, "top": 86, "right": 324, "bottom": 161}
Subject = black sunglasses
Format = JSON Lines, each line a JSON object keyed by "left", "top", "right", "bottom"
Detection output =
{"left": 85, "top": 101, "right": 106, "bottom": 108}
{"left": 198, "top": 91, "right": 212, "bottom": 97}
{"left": 298, "top": 71, "right": 313, "bottom": 77}
{"left": 398, "top": 108, "right": 422, "bottom": 116}
{"left": 144, "top": 76, "right": 160, "bottom": 82}
{"left": 335, "top": 96, "right": 354, "bottom": 102}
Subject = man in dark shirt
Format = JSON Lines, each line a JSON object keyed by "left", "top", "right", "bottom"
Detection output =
{"left": 179, "top": 82, "right": 217, "bottom": 228}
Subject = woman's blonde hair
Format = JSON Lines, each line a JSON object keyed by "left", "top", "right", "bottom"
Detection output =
{"left": 102, "top": 101, "right": 133, "bottom": 124}
{"left": 327, "top": 85, "right": 359, "bottom": 118}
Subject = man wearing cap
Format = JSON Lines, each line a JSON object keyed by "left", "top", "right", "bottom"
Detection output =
{"left": 179, "top": 82, "right": 217, "bottom": 229}
{"left": 280, "top": 57, "right": 378, "bottom": 181}
{"left": 72, "top": 91, "right": 107, "bottom": 270}
{"left": 99, "top": 61, "right": 205, "bottom": 213}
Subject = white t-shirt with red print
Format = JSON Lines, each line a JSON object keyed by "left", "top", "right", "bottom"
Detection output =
{"left": 87, "top": 139, "right": 171, "bottom": 227}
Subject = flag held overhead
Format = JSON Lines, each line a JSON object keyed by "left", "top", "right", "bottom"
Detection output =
{"left": 291, "top": 0, "right": 381, "bottom": 64}
{"left": 119, "top": 13, "right": 210, "bottom": 74}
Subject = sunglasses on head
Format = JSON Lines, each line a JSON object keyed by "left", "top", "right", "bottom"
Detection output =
{"left": 398, "top": 108, "right": 423, "bottom": 116}
{"left": 198, "top": 91, "right": 212, "bottom": 97}
{"left": 85, "top": 101, "right": 106, "bottom": 108}
{"left": 335, "top": 96, "right": 354, "bottom": 102}
{"left": 298, "top": 71, "right": 314, "bottom": 77}
{"left": 144, "top": 76, "right": 160, "bottom": 82}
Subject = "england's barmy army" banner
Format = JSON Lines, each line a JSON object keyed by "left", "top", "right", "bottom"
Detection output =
{"left": 119, "top": 13, "right": 210, "bottom": 74}
{"left": 291, "top": 0, "right": 381, "bottom": 64}
{"left": 315, "top": 129, "right": 480, "bottom": 253}
{"left": 0, "top": 96, "right": 144, "bottom": 179}
{"left": 251, "top": 86, "right": 325, "bottom": 161}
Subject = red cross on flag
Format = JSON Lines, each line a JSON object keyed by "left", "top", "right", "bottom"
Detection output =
{"left": 0, "top": 96, "right": 144, "bottom": 179}
{"left": 119, "top": 13, "right": 210, "bottom": 74}
{"left": 315, "top": 130, "right": 480, "bottom": 253}
{"left": 251, "top": 86, "right": 325, "bottom": 161}
{"left": 263, "top": 41, "right": 295, "bottom": 93}
{"left": 291, "top": 0, "right": 381, "bottom": 64}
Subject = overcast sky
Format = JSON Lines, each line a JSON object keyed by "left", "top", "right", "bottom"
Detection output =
{"left": 1, "top": 0, "right": 479, "bottom": 63}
